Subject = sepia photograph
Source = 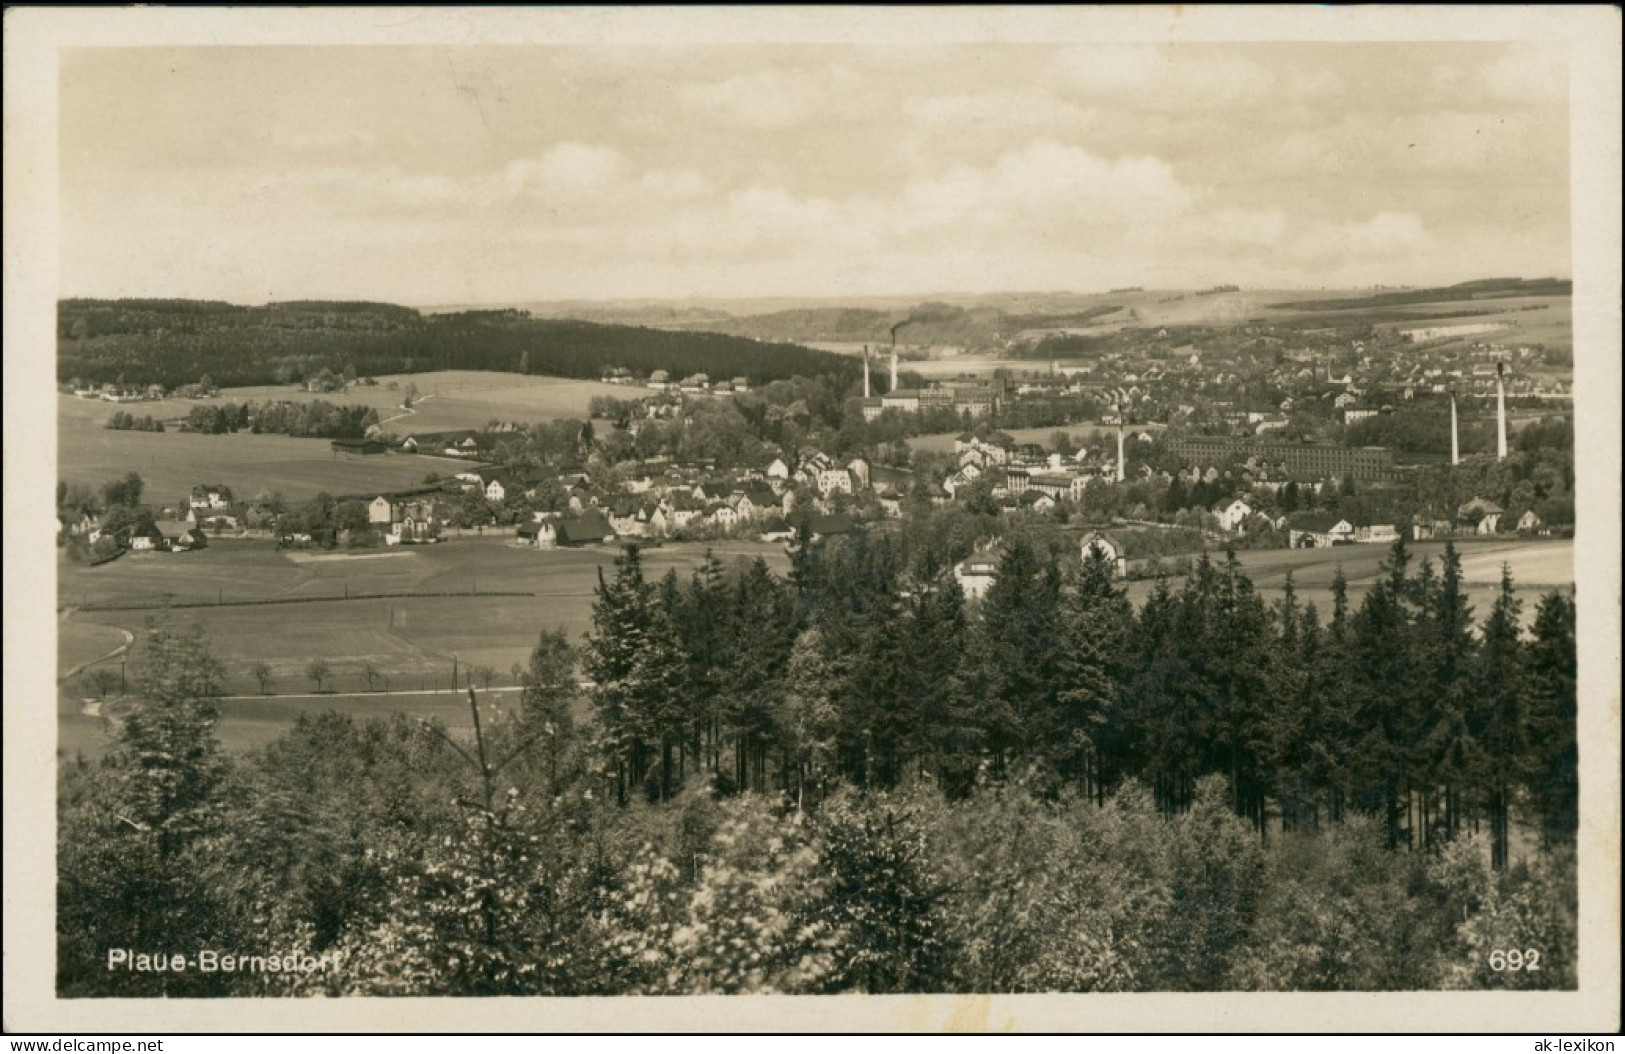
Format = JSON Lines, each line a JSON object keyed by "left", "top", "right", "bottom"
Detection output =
{"left": 4, "top": 5, "right": 1619, "bottom": 1035}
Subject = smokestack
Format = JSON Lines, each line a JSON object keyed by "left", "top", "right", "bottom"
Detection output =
{"left": 862, "top": 345, "right": 871, "bottom": 399}
{"left": 1115, "top": 405, "right": 1126, "bottom": 483}
{"left": 1496, "top": 362, "right": 1508, "bottom": 460}
{"left": 1450, "top": 391, "right": 1460, "bottom": 466}
{"left": 890, "top": 331, "right": 899, "bottom": 392}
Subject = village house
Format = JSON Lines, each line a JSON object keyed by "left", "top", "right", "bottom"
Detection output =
{"left": 1216, "top": 497, "right": 1253, "bottom": 534}
{"left": 606, "top": 499, "right": 646, "bottom": 538}
{"left": 556, "top": 511, "right": 615, "bottom": 547}
{"left": 1021, "top": 491, "right": 1057, "bottom": 513}
{"left": 1288, "top": 513, "right": 1355, "bottom": 549}
{"left": 169, "top": 528, "right": 209, "bottom": 551}
{"left": 953, "top": 549, "right": 1002, "bottom": 602}
{"left": 1026, "top": 474, "right": 1076, "bottom": 502}
{"left": 1080, "top": 532, "right": 1127, "bottom": 579}
{"left": 1458, "top": 497, "right": 1504, "bottom": 535}
{"left": 188, "top": 484, "right": 233, "bottom": 511}
{"left": 1353, "top": 522, "right": 1400, "bottom": 544}
{"left": 129, "top": 525, "right": 166, "bottom": 552}
{"left": 817, "top": 468, "right": 853, "bottom": 496}
{"left": 186, "top": 505, "right": 240, "bottom": 532}
{"left": 516, "top": 520, "right": 558, "bottom": 550}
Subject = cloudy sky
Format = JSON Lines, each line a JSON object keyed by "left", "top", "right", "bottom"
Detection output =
{"left": 59, "top": 42, "right": 1571, "bottom": 305}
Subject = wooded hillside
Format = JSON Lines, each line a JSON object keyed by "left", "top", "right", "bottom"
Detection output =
{"left": 58, "top": 299, "right": 858, "bottom": 390}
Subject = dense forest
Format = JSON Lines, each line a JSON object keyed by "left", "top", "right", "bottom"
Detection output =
{"left": 59, "top": 534, "right": 1578, "bottom": 996}
{"left": 57, "top": 299, "right": 858, "bottom": 391}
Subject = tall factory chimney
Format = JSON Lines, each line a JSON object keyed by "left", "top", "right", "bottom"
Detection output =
{"left": 862, "top": 345, "right": 871, "bottom": 399}
{"left": 1116, "top": 406, "right": 1126, "bottom": 483}
{"left": 1496, "top": 362, "right": 1508, "bottom": 460}
{"left": 889, "top": 332, "right": 899, "bottom": 392}
{"left": 1450, "top": 390, "right": 1460, "bottom": 466}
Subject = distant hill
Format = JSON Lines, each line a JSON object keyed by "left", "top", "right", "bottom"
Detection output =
{"left": 667, "top": 301, "right": 1126, "bottom": 349}
{"left": 1268, "top": 277, "right": 1571, "bottom": 312}
{"left": 57, "top": 299, "right": 857, "bottom": 389}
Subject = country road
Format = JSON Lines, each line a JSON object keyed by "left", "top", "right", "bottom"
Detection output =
{"left": 57, "top": 609, "right": 135, "bottom": 683}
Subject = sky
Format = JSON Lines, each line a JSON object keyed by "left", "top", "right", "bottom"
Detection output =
{"left": 58, "top": 42, "right": 1572, "bottom": 305}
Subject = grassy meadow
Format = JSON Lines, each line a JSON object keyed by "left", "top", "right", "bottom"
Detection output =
{"left": 57, "top": 538, "right": 791, "bottom": 759}
{"left": 56, "top": 371, "right": 629, "bottom": 504}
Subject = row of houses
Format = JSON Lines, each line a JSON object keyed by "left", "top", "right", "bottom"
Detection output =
{"left": 598, "top": 368, "right": 752, "bottom": 395}
{"left": 1281, "top": 498, "right": 1545, "bottom": 550}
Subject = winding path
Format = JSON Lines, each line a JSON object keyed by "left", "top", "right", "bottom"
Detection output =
{"left": 377, "top": 392, "right": 437, "bottom": 428}
{"left": 57, "top": 608, "right": 135, "bottom": 683}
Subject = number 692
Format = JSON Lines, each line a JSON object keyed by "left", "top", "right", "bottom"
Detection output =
{"left": 1488, "top": 949, "right": 1541, "bottom": 972}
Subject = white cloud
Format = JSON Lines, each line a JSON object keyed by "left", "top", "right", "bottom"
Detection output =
{"left": 679, "top": 66, "right": 864, "bottom": 129}
{"left": 639, "top": 168, "right": 713, "bottom": 200}
{"left": 504, "top": 142, "right": 628, "bottom": 198}
{"left": 890, "top": 141, "right": 1192, "bottom": 238}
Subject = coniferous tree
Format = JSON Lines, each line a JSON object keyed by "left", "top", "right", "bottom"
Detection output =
{"left": 1418, "top": 542, "right": 1480, "bottom": 846}
{"left": 1056, "top": 545, "right": 1134, "bottom": 802}
{"left": 1523, "top": 590, "right": 1578, "bottom": 848}
{"left": 895, "top": 556, "right": 969, "bottom": 787}
{"left": 1475, "top": 566, "right": 1524, "bottom": 869}
{"left": 972, "top": 534, "right": 1064, "bottom": 783}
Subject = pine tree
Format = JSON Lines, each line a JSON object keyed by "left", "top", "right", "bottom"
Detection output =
{"left": 1055, "top": 545, "right": 1133, "bottom": 802}
{"left": 1417, "top": 541, "right": 1480, "bottom": 846}
{"left": 1475, "top": 565, "right": 1524, "bottom": 869}
{"left": 777, "top": 629, "right": 840, "bottom": 808}
{"left": 895, "top": 557, "right": 969, "bottom": 787}
{"left": 972, "top": 534, "right": 1064, "bottom": 782}
{"left": 1522, "top": 590, "right": 1577, "bottom": 848}
{"left": 584, "top": 545, "right": 657, "bottom": 802}
{"left": 517, "top": 629, "right": 577, "bottom": 791}
{"left": 722, "top": 557, "right": 798, "bottom": 792}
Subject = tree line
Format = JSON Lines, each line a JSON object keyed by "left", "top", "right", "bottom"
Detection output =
{"left": 181, "top": 399, "right": 380, "bottom": 440}
{"left": 584, "top": 536, "right": 1576, "bottom": 863}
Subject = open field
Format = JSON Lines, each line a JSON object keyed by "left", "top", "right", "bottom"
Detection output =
{"left": 1119, "top": 538, "right": 1574, "bottom": 626}
{"left": 57, "top": 538, "right": 792, "bottom": 756}
{"left": 362, "top": 371, "right": 630, "bottom": 433}
{"left": 57, "top": 618, "right": 130, "bottom": 678}
{"left": 57, "top": 414, "right": 452, "bottom": 504}
{"left": 57, "top": 370, "right": 627, "bottom": 504}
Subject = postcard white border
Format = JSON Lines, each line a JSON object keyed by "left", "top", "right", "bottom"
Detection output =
{"left": 5, "top": 5, "right": 1619, "bottom": 1034}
